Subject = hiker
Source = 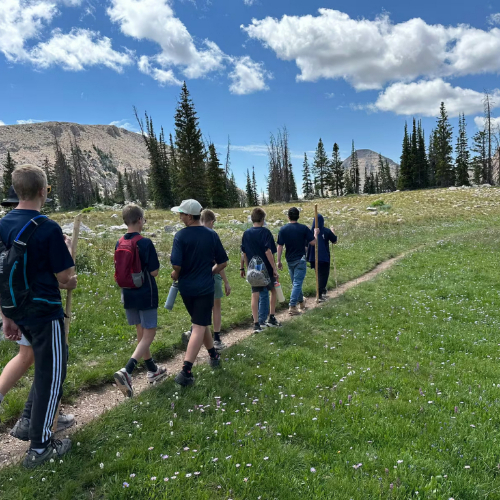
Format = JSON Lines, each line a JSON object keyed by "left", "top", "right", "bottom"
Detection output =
{"left": 277, "top": 207, "right": 319, "bottom": 315}
{"left": 113, "top": 204, "right": 166, "bottom": 398}
{"left": 170, "top": 199, "right": 228, "bottom": 387}
{"left": 0, "top": 165, "right": 76, "bottom": 468}
{"left": 307, "top": 214, "right": 338, "bottom": 302}
{"left": 240, "top": 252, "right": 269, "bottom": 329}
{"left": 240, "top": 207, "right": 282, "bottom": 333}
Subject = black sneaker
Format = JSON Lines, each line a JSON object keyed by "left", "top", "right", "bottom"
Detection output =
{"left": 23, "top": 438, "right": 72, "bottom": 469}
{"left": 209, "top": 353, "right": 221, "bottom": 368}
{"left": 175, "top": 370, "right": 195, "bottom": 387}
{"left": 318, "top": 295, "right": 327, "bottom": 303}
{"left": 11, "top": 414, "right": 75, "bottom": 441}
{"left": 265, "top": 316, "right": 282, "bottom": 328}
{"left": 253, "top": 323, "right": 263, "bottom": 333}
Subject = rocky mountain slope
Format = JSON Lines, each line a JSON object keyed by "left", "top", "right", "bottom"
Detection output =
{"left": 342, "top": 149, "right": 399, "bottom": 176}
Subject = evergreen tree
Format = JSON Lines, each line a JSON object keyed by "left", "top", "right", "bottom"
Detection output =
{"left": 289, "top": 168, "right": 298, "bottom": 200}
{"left": 227, "top": 172, "right": 239, "bottom": 208}
{"left": 54, "top": 140, "right": 74, "bottom": 209}
{"left": 331, "top": 143, "right": 344, "bottom": 196}
{"left": 375, "top": 172, "right": 380, "bottom": 193}
{"left": 124, "top": 168, "right": 135, "bottom": 200}
{"left": 363, "top": 167, "right": 371, "bottom": 194}
{"left": 435, "top": 102, "right": 455, "bottom": 187}
{"left": 344, "top": 169, "right": 354, "bottom": 195}
{"left": 42, "top": 157, "right": 55, "bottom": 192}
{"left": 350, "top": 141, "right": 360, "bottom": 194}
{"left": 94, "top": 183, "right": 102, "bottom": 204}
{"left": 455, "top": 113, "right": 470, "bottom": 186}
{"left": 174, "top": 82, "right": 208, "bottom": 206}
{"left": 261, "top": 190, "right": 267, "bottom": 205}
{"left": 408, "top": 118, "right": 418, "bottom": 189}
{"left": 483, "top": 93, "right": 494, "bottom": 184}
{"left": 415, "top": 121, "right": 429, "bottom": 189}
{"left": 385, "top": 159, "right": 396, "bottom": 191}
{"left": 114, "top": 171, "right": 126, "bottom": 204}
{"left": 398, "top": 122, "right": 412, "bottom": 190}
{"left": 70, "top": 140, "right": 93, "bottom": 207}
{"left": 472, "top": 130, "right": 487, "bottom": 184}
{"left": 246, "top": 169, "right": 254, "bottom": 207}
{"left": 428, "top": 129, "right": 438, "bottom": 187}
{"left": 2, "top": 152, "right": 16, "bottom": 198}
{"left": 207, "top": 143, "right": 227, "bottom": 208}
{"left": 169, "top": 133, "right": 179, "bottom": 204}
{"left": 313, "top": 138, "right": 329, "bottom": 197}
{"left": 301, "top": 153, "right": 314, "bottom": 199}
{"left": 369, "top": 172, "right": 376, "bottom": 194}
{"left": 251, "top": 167, "right": 259, "bottom": 205}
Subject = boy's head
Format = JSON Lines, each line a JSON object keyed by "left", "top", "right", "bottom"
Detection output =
{"left": 288, "top": 207, "right": 300, "bottom": 222}
{"left": 12, "top": 164, "right": 47, "bottom": 203}
{"left": 122, "top": 204, "right": 145, "bottom": 229}
{"left": 251, "top": 207, "right": 266, "bottom": 225}
{"left": 201, "top": 209, "right": 216, "bottom": 228}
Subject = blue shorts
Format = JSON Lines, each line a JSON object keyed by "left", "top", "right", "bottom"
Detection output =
{"left": 125, "top": 308, "right": 158, "bottom": 329}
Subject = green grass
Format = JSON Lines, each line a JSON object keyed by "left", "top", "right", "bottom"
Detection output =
{"left": 2, "top": 225, "right": 500, "bottom": 498}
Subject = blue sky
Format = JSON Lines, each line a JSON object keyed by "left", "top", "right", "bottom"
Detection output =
{"left": 1, "top": 0, "right": 500, "bottom": 193}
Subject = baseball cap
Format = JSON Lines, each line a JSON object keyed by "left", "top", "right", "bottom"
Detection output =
{"left": 171, "top": 199, "right": 202, "bottom": 216}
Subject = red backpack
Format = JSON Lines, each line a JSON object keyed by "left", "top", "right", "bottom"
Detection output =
{"left": 114, "top": 235, "right": 144, "bottom": 288}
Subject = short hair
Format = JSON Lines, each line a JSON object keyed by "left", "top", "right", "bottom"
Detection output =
{"left": 201, "top": 209, "right": 216, "bottom": 224}
{"left": 122, "top": 203, "right": 144, "bottom": 225}
{"left": 192, "top": 214, "right": 201, "bottom": 221}
{"left": 251, "top": 207, "right": 266, "bottom": 223}
{"left": 288, "top": 207, "right": 300, "bottom": 221}
{"left": 12, "top": 164, "right": 46, "bottom": 201}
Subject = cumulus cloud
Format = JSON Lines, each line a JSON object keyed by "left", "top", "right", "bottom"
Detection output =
{"left": 229, "top": 144, "right": 268, "bottom": 155}
{"left": 0, "top": 120, "right": 6, "bottom": 126}
{"left": 474, "top": 116, "right": 500, "bottom": 130}
{"left": 138, "top": 55, "right": 182, "bottom": 85}
{"left": 229, "top": 56, "right": 270, "bottom": 95}
{"left": 369, "top": 79, "right": 500, "bottom": 117}
{"left": 243, "top": 9, "right": 500, "bottom": 90}
{"left": 488, "top": 13, "right": 500, "bottom": 26}
{"left": 109, "top": 119, "right": 139, "bottom": 132}
{"left": 16, "top": 119, "right": 45, "bottom": 124}
{"left": 243, "top": 0, "right": 256, "bottom": 5}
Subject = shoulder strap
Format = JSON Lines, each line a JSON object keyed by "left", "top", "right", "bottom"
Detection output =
{"left": 15, "top": 215, "right": 49, "bottom": 246}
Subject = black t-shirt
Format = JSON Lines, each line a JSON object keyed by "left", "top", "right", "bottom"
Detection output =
{"left": 171, "top": 226, "right": 228, "bottom": 297}
{"left": 277, "top": 222, "right": 315, "bottom": 263}
{"left": 241, "top": 226, "right": 277, "bottom": 278}
{"left": 116, "top": 233, "right": 160, "bottom": 310}
{"left": 0, "top": 209, "right": 74, "bottom": 325}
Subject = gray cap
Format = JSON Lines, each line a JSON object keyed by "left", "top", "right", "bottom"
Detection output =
{"left": 171, "top": 199, "right": 202, "bottom": 216}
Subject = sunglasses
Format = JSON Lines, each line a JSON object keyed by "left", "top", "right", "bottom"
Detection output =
{"left": 47, "top": 185, "right": 52, "bottom": 194}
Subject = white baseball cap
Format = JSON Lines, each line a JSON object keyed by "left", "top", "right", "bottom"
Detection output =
{"left": 171, "top": 199, "right": 202, "bottom": 216}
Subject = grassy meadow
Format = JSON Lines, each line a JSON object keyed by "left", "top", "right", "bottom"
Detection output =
{"left": 2, "top": 186, "right": 500, "bottom": 498}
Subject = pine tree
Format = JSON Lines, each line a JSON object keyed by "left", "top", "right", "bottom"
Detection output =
{"left": 408, "top": 118, "right": 418, "bottom": 189}
{"left": 313, "top": 138, "right": 329, "bottom": 197}
{"left": 289, "top": 168, "right": 298, "bottom": 200}
{"left": 331, "top": 143, "right": 344, "bottom": 196}
{"left": 207, "top": 143, "right": 227, "bottom": 208}
{"left": 174, "top": 82, "right": 208, "bottom": 206}
{"left": 472, "top": 130, "right": 487, "bottom": 184}
{"left": 455, "top": 113, "right": 470, "bottom": 186}
{"left": 246, "top": 169, "right": 254, "bottom": 207}
{"left": 94, "top": 183, "right": 102, "bottom": 204}
{"left": 2, "top": 152, "right": 16, "bottom": 198}
{"left": 124, "top": 168, "right": 135, "bottom": 200}
{"left": 398, "top": 123, "right": 412, "bottom": 190}
{"left": 385, "top": 159, "right": 396, "bottom": 191}
{"left": 350, "top": 141, "right": 360, "bottom": 194}
{"left": 70, "top": 139, "right": 93, "bottom": 207}
{"left": 227, "top": 172, "right": 239, "bottom": 208}
{"left": 428, "top": 129, "right": 438, "bottom": 187}
{"left": 414, "top": 121, "right": 429, "bottom": 189}
{"left": 374, "top": 172, "right": 380, "bottom": 193}
{"left": 301, "top": 153, "right": 314, "bottom": 199}
{"left": 484, "top": 93, "right": 494, "bottom": 184}
{"left": 363, "top": 167, "right": 371, "bottom": 194}
{"left": 54, "top": 140, "right": 74, "bottom": 209}
{"left": 251, "top": 167, "right": 259, "bottom": 205}
{"left": 435, "top": 102, "right": 454, "bottom": 187}
{"left": 261, "top": 190, "right": 267, "bottom": 205}
{"left": 169, "top": 133, "right": 179, "bottom": 204}
{"left": 344, "top": 169, "right": 354, "bottom": 195}
{"left": 114, "top": 171, "right": 126, "bottom": 204}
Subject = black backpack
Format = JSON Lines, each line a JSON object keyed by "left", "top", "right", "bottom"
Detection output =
{"left": 0, "top": 215, "right": 50, "bottom": 322}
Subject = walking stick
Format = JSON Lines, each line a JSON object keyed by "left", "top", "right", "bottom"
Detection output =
{"left": 332, "top": 245, "right": 338, "bottom": 289}
{"left": 315, "top": 205, "right": 319, "bottom": 303}
{"left": 52, "top": 213, "right": 82, "bottom": 432}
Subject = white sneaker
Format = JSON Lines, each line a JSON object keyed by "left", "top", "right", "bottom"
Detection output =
{"left": 114, "top": 368, "right": 134, "bottom": 397}
{"left": 147, "top": 366, "right": 167, "bottom": 384}
{"left": 213, "top": 340, "right": 227, "bottom": 351}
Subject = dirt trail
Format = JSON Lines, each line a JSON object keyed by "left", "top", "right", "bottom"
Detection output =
{"left": 0, "top": 252, "right": 408, "bottom": 468}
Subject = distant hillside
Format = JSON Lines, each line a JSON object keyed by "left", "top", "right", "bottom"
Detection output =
{"left": 0, "top": 121, "right": 149, "bottom": 190}
{"left": 342, "top": 149, "right": 399, "bottom": 188}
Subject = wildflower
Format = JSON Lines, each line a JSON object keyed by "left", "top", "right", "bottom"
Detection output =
{"left": 353, "top": 463, "right": 362, "bottom": 469}
{"left": 162, "top": 455, "right": 169, "bottom": 459}
{"left": 194, "top": 472, "right": 201, "bottom": 476}
{"left": 116, "top": 452, "right": 120, "bottom": 458}
{"left": 212, "top": 458, "right": 218, "bottom": 462}
{"left": 397, "top": 460, "right": 403, "bottom": 464}
{"left": 99, "top": 463, "right": 104, "bottom": 469}
{"left": 148, "top": 447, "right": 154, "bottom": 450}
{"left": 246, "top": 464, "right": 252, "bottom": 467}
{"left": 184, "top": 447, "right": 190, "bottom": 451}
{"left": 164, "top": 478, "right": 169, "bottom": 482}
{"left": 236, "top": 464, "right": 241, "bottom": 468}
{"left": 130, "top": 474, "right": 136, "bottom": 478}
{"left": 348, "top": 395, "right": 352, "bottom": 402}
{"left": 226, "top": 455, "right": 232, "bottom": 460}
{"left": 465, "top": 465, "right": 471, "bottom": 469}
{"left": 264, "top": 457, "right": 269, "bottom": 460}
{"left": 186, "top": 473, "right": 192, "bottom": 478}
{"left": 310, "top": 467, "right": 316, "bottom": 473}
{"left": 151, "top": 477, "right": 156, "bottom": 481}
{"left": 123, "top": 482, "right": 129, "bottom": 488}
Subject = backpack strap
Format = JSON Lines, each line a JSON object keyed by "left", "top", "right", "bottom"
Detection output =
{"left": 14, "top": 215, "right": 49, "bottom": 246}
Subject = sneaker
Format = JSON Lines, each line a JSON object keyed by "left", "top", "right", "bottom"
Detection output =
{"left": 265, "top": 316, "right": 282, "bottom": 327}
{"left": 114, "top": 368, "right": 134, "bottom": 397}
{"left": 213, "top": 340, "right": 227, "bottom": 351}
{"left": 11, "top": 412, "right": 75, "bottom": 441}
{"left": 253, "top": 323, "right": 263, "bottom": 333}
{"left": 181, "top": 330, "right": 191, "bottom": 346}
{"left": 147, "top": 365, "right": 167, "bottom": 384}
{"left": 288, "top": 305, "right": 301, "bottom": 316}
{"left": 259, "top": 322, "right": 268, "bottom": 329}
{"left": 298, "top": 300, "right": 307, "bottom": 311}
{"left": 175, "top": 370, "right": 194, "bottom": 387}
{"left": 209, "top": 353, "right": 221, "bottom": 368}
{"left": 23, "top": 438, "right": 72, "bottom": 469}
{"left": 318, "top": 294, "right": 327, "bottom": 303}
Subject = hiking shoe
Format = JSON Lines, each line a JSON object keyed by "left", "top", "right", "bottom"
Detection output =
{"left": 259, "top": 322, "right": 268, "bottom": 329}
{"left": 213, "top": 340, "right": 227, "bottom": 351}
{"left": 253, "top": 323, "right": 263, "bottom": 333}
{"left": 181, "top": 330, "right": 191, "bottom": 346}
{"left": 147, "top": 365, "right": 167, "bottom": 384}
{"left": 298, "top": 300, "right": 307, "bottom": 311}
{"left": 23, "top": 438, "right": 72, "bottom": 469}
{"left": 175, "top": 370, "right": 194, "bottom": 387}
{"left": 265, "top": 316, "right": 282, "bottom": 328}
{"left": 318, "top": 295, "right": 327, "bottom": 303}
{"left": 11, "top": 413, "right": 75, "bottom": 441}
{"left": 288, "top": 306, "right": 301, "bottom": 316}
{"left": 114, "top": 368, "right": 134, "bottom": 397}
{"left": 209, "top": 352, "right": 221, "bottom": 368}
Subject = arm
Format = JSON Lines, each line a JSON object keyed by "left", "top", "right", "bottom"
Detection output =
{"left": 150, "top": 269, "right": 159, "bottom": 277}
{"left": 212, "top": 261, "right": 227, "bottom": 276}
{"left": 277, "top": 245, "right": 284, "bottom": 270}
{"left": 59, "top": 275, "right": 78, "bottom": 290}
{"left": 56, "top": 267, "right": 76, "bottom": 285}
{"left": 240, "top": 253, "right": 247, "bottom": 278}
{"left": 219, "top": 268, "right": 231, "bottom": 296}
{"left": 171, "top": 265, "right": 181, "bottom": 281}
{"left": 265, "top": 248, "right": 278, "bottom": 279}
{"left": 1, "top": 312, "right": 21, "bottom": 341}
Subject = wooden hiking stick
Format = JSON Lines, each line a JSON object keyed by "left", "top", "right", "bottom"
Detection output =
{"left": 52, "top": 213, "right": 82, "bottom": 432}
{"left": 331, "top": 245, "right": 338, "bottom": 289}
{"left": 315, "top": 204, "right": 319, "bottom": 303}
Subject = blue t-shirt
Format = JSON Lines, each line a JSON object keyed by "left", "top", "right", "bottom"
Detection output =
{"left": 116, "top": 233, "right": 160, "bottom": 310}
{"left": 277, "top": 222, "right": 315, "bottom": 263}
{"left": 171, "top": 226, "right": 228, "bottom": 297}
{"left": 0, "top": 209, "right": 74, "bottom": 325}
{"left": 241, "top": 226, "right": 277, "bottom": 278}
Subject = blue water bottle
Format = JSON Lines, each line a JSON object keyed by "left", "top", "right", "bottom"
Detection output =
{"left": 164, "top": 282, "right": 179, "bottom": 311}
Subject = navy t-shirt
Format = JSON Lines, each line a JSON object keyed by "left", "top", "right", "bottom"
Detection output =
{"left": 307, "top": 228, "right": 338, "bottom": 263}
{"left": 0, "top": 209, "right": 74, "bottom": 326}
{"left": 277, "top": 223, "right": 315, "bottom": 263}
{"left": 171, "top": 226, "right": 228, "bottom": 297}
{"left": 116, "top": 233, "right": 160, "bottom": 310}
{"left": 241, "top": 226, "right": 277, "bottom": 278}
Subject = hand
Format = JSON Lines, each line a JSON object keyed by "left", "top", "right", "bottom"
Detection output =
{"left": 330, "top": 227, "right": 335, "bottom": 233}
{"left": 2, "top": 316, "right": 22, "bottom": 341}
{"left": 273, "top": 269, "right": 279, "bottom": 279}
{"left": 278, "top": 262, "right": 283, "bottom": 271}
{"left": 66, "top": 275, "right": 78, "bottom": 290}
{"left": 171, "top": 270, "right": 180, "bottom": 281}
{"left": 240, "top": 269, "right": 245, "bottom": 278}
{"left": 314, "top": 228, "right": 320, "bottom": 237}
{"left": 224, "top": 281, "right": 232, "bottom": 297}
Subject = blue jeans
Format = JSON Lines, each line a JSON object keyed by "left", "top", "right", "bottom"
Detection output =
{"left": 288, "top": 258, "right": 307, "bottom": 307}
{"left": 258, "top": 290, "right": 269, "bottom": 324}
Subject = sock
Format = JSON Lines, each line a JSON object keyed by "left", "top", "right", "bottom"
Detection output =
{"left": 32, "top": 448, "right": 46, "bottom": 454}
{"left": 125, "top": 358, "right": 138, "bottom": 375}
{"left": 207, "top": 347, "right": 218, "bottom": 359}
{"left": 182, "top": 361, "right": 193, "bottom": 375}
{"left": 144, "top": 358, "right": 157, "bottom": 372}
{"left": 213, "top": 331, "right": 221, "bottom": 342}
{"left": 0, "top": 393, "right": 4, "bottom": 404}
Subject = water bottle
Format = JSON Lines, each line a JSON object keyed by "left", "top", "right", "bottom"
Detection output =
{"left": 164, "top": 282, "right": 179, "bottom": 311}
{"left": 274, "top": 281, "right": 285, "bottom": 303}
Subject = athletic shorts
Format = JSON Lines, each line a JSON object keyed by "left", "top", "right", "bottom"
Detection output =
{"left": 181, "top": 293, "right": 214, "bottom": 327}
{"left": 214, "top": 274, "right": 224, "bottom": 300}
{"left": 125, "top": 308, "right": 158, "bottom": 329}
{"left": 17, "top": 334, "right": 31, "bottom": 347}
{"left": 251, "top": 282, "right": 274, "bottom": 294}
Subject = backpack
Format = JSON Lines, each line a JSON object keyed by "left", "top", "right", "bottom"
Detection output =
{"left": 114, "top": 235, "right": 144, "bottom": 288}
{"left": 0, "top": 215, "right": 49, "bottom": 321}
{"left": 246, "top": 256, "right": 271, "bottom": 287}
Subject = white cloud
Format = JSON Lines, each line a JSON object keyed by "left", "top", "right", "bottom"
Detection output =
{"left": 0, "top": 120, "right": 6, "bottom": 126}
{"left": 138, "top": 55, "right": 182, "bottom": 85}
{"left": 243, "top": 9, "right": 500, "bottom": 90}
{"left": 488, "top": 13, "right": 500, "bottom": 26}
{"left": 16, "top": 119, "right": 45, "bottom": 124}
{"left": 56, "top": 0, "right": 84, "bottom": 5}
{"left": 229, "top": 144, "right": 268, "bottom": 155}
{"left": 243, "top": 0, "right": 256, "bottom": 5}
{"left": 474, "top": 116, "right": 500, "bottom": 130}
{"left": 228, "top": 56, "right": 270, "bottom": 95}
{"left": 370, "top": 79, "right": 500, "bottom": 117}
{"left": 109, "top": 119, "right": 139, "bottom": 132}
{"left": 30, "top": 28, "right": 133, "bottom": 72}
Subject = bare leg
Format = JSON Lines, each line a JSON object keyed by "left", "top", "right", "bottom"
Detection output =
{"left": 213, "top": 298, "right": 222, "bottom": 332}
{"left": 270, "top": 287, "right": 277, "bottom": 315}
{"left": 185, "top": 324, "right": 209, "bottom": 363}
{"left": 203, "top": 326, "right": 214, "bottom": 350}
{"left": 251, "top": 292, "right": 260, "bottom": 323}
{"left": 131, "top": 327, "right": 156, "bottom": 361}
{"left": 0, "top": 345, "right": 35, "bottom": 396}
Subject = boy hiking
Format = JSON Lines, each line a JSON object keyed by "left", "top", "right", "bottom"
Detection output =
{"left": 0, "top": 165, "right": 76, "bottom": 468}
{"left": 113, "top": 204, "right": 166, "bottom": 398}
{"left": 241, "top": 207, "right": 282, "bottom": 333}
{"left": 170, "top": 200, "right": 228, "bottom": 387}
{"left": 277, "top": 207, "right": 319, "bottom": 316}
{"left": 307, "top": 214, "right": 338, "bottom": 302}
